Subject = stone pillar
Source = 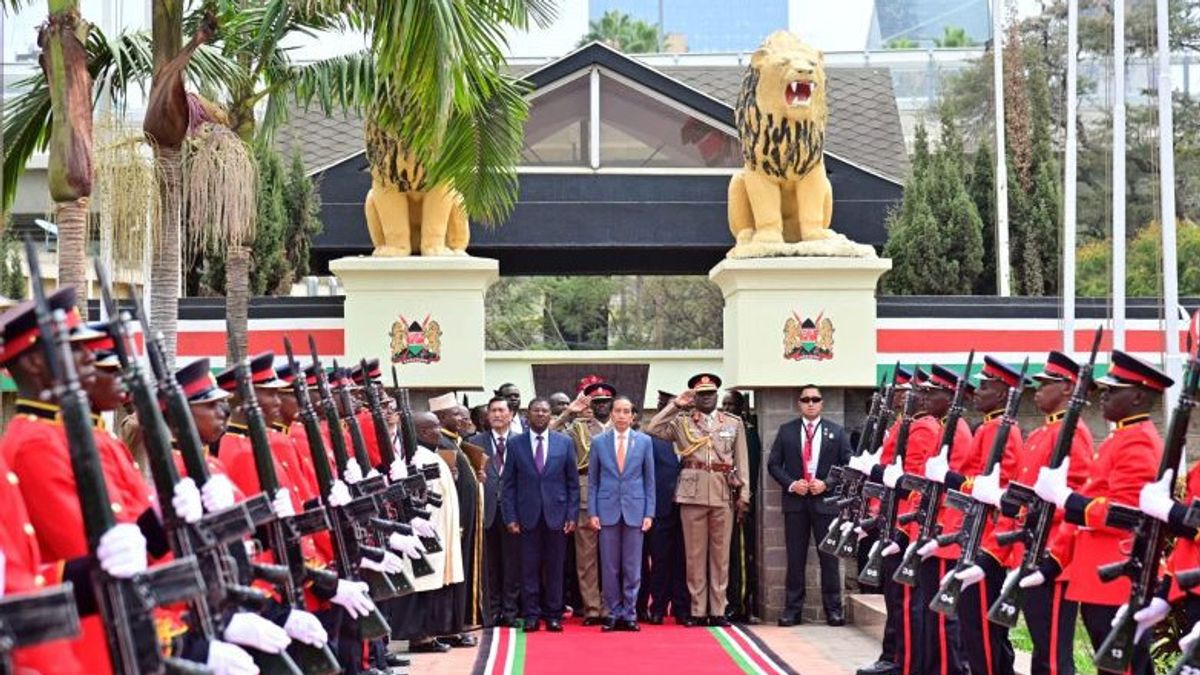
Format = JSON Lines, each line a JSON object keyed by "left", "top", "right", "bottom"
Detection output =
{"left": 330, "top": 256, "right": 499, "bottom": 389}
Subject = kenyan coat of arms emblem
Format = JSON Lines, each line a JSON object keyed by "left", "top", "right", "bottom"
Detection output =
{"left": 390, "top": 314, "right": 442, "bottom": 364}
{"left": 783, "top": 311, "right": 834, "bottom": 361}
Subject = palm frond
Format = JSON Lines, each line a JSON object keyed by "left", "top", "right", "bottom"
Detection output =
{"left": 288, "top": 50, "right": 376, "bottom": 116}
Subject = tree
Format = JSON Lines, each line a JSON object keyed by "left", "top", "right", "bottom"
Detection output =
{"left": 934, "top": 25, "right": 975, "bottom": 48}
{"left": 969, "top": 142, "right": 997, "bottom": 294}
{"left": 282, "top": 149, "right": 322, "bottom": 284}
{"left": 884, "top": 37, "right": 918, "bottom": 49}
{"left": 882, "top": 175, "right": 953, "bottom": 295}
{"left": 0, "top": 224, "right": 26, "bottom": 299}
{"left": 578, "top": 10, "right": 660, "bottom": 53}
{"left": 1076, "top": 221, "right": 1200, "bottom": 297}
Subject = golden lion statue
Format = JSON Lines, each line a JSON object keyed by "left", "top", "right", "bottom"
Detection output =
{"left": 728, "top": 31, "right": 841, "bottom": 257}
{"left": 363, "top": 122, "right": 469, "bottom": 257}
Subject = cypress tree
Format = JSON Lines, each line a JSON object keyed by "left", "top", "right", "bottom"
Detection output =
{"left": 282, "top": 150, "right": 323, "bottom": 283}
{"left": 925, "top": 110, "right": 984, "bottom": 293}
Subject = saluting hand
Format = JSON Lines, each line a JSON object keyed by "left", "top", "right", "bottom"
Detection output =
{"left": 674, "top": 389, "right": 697, "bottom": 409}
{"left": 567, "top": 393, "right": 592, "bottom": 414}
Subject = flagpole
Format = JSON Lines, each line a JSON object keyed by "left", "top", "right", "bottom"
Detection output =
{"left": 992, "top": 0, "right": 1011, "bottom": 297}
{"left": 1113, "top": 0, "right": 1127, "bottom": 350}
{"left": 1158, "top": 0, "right": 1182, "bottom": 402}
{"left": 1063, "top": 0, "right": 1078, "bottom": 353}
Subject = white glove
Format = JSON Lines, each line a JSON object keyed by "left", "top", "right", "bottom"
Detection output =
{"left": 880, "top": 541, "right": 901, "bottom": 557}
{"left": 206, "top": 640, "right": 259, "bottom": 675}
{"left": 972, "top": 466, "right": 1004, "bottom": 507}
{"left": 924, "top": 445, "right": 950, "bottom": 484}
{"left": 917, "top": 539, "right": 940, "bottom": 559}
{"left": 201, "top": 474, "right": 237, "bottom": 513}
{"left": 1033, "top": 459, "right": 1072, "bottom": 508}
{"left": 283, "top": 610, "right": 328, "bottom": 648}
{"left": 848, "top": 447, "right": 880, "bottom": 474}
{"left": 272, "top": 489, "right": 296, "bottom": 519}
{"left": 949, "top": 564, "right": 985, "bottom": 590}
{"left": 388, "top": 457, "right": 407, "bottom": 481}
{"left": 854, "top": 526, "right": 869, "bottom": 541}
{"left": 331, "top": 579, "right": 374, "bottom": 619}
{"left": 839, "top": 520, "right": 854, "bottom": 537}
{"left": 343, "top": 461, "right": 364, "bottom": 485}
{"left": 328, "top": 480, "right": 352, "bottom": 507}
{"left": 1019, "top": 571, "right": 1046, "bottom": 589}
{"left": 366, "top": 468, "right": 381, "bottom": 480}
{"left": 223, "top": 612, "right": 291, "bottom": 654}
{"left": 1180, "top": 620, "right": 1200, "bottom": 652}
{"left": 1139, "top": 471, "right": 1177, "bottom": 524}
{"left": 96, "top": 523, "right": 148, "bottom": 578}
{"left": 388, "top": 532, "right": 424, "bottom": 559}
{"left": 882, "top": 459, "right": 904, "bottom": 489}
{"left": 380, "top": 551, "right": 405, "bottom": 574}
{"left": 1128, "top": 597, "right": 1172, "bottom": 644}
{"left": 409, "top": 517, "right": 437, "bottom": 538}
{"left": 172, "top": 477, "right": 203, "bottom": 524}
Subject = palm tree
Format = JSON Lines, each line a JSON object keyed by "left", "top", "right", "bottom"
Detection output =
{"left": 934, "top": 26, "right": 975, "bottom": 48}
{"left": 578, "top": 9, "right": 660, "bottom": 53}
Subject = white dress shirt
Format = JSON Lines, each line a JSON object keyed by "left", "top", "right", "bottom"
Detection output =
{"left": 802, "top": 416, "right": 823, "bottom": 476}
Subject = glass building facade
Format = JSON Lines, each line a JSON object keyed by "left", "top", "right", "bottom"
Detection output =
{"left": 589, "top": 0, "right": 787, "bottom": 53}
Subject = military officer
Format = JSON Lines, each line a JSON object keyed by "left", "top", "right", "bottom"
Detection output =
{"left": 645, "top": 373, "right": 750, "bottom": 627}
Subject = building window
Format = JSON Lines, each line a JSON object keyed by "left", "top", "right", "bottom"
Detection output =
{"left": 521, "top": 74, "right": 592, "bottom": 166}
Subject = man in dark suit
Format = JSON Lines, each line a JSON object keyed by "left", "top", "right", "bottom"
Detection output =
{"left": 469, "top": 396, "right": 522, "bottom": 627}
{"left": 589, "top": 395, "right": 656, "bottom": 632}
{"left": 501, "top": 397, "right": 580, "bottom": 633}
{"left": 768, "top": 384, "right": 852, "bottom": 626}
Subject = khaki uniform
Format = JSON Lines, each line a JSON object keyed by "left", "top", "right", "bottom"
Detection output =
{"left": 645, "top": 403, "right": 750, "bottom": 618}
{"left": 555, "top": 412, "right": 611, "bottom": 619}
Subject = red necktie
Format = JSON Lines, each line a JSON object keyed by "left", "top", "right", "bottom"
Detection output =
{"left": 802, "top": 422, "right": 816, "bottom": 480}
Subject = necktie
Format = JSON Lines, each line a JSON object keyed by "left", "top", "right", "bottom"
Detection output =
{"left": 535, "top": 435, "right": 545, "bottom": 474}
{"left": 617, "top": 433, "right": 627, "bottom": 473}
{"left": 802, "top": 422, "right": 816, "bottom": 480}
{"left": 496, "top": 435, "right": 506, "bottom": 472}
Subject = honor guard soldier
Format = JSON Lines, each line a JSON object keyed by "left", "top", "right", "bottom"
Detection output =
{"left": 1031, "top": 350, "right": 1171, "bottom": 674}
{"left": 646, "top": 373, "right": 751, "bottom": 627}
{"left": 1010, "top": 351, "right": 1095, "bottom": 675}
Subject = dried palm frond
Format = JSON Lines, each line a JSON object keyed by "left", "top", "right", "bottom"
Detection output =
{"left": 183, "top": 123, "right": 257, "bottom": 261}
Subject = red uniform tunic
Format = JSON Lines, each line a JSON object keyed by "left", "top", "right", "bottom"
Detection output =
{"left": 1, "top": 402, "right": 155, "bottom": 675}
{"left": 1052, "top": 417, "right": 1162, "bottom": 605}
{"left": 354, "top": 409, "right": 384, "bottom": 469}
{"left": 1165, "top": 460, "right": 1200, "bottom": 602}
{"left": 951, "top": 412, "right": 1023, "bottom": 565}
{"left": 903, "top": 415, "right": 970, "bottom": 549}
{"left": 1007, "top": 412, "right": 1094, "bottom": 564}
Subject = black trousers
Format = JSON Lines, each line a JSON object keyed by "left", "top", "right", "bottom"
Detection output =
{"left": 485, "top": 519, "right": 522, "bottom": 624}
{"left": 520, "top": 521, "right": 568, "bottom": 623}
{"left": 958, "top": 554, "right": 1015, "bottom": 675}
{"left": 783, "top": 507, "right": 843, "bottom": 619}
{"left": 880, "top": 531, "right": 922, "bottom": 675}
{"left": 1023, "top": 581, "right": 1078, "bottom": 675}
{"left": 639, "top": 509, "right": 689, "bottom": 619}
{"left": 919, "top": 556, "right": 964, "bottom": 675}
{"left": 1079, "top": 603, "right": 1151, "bottom": 675}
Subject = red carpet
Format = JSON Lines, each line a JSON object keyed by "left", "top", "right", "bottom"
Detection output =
{"left": 473, "top": 618, "right": 796, "bottom": 675}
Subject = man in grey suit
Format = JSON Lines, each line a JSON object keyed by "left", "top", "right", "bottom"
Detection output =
{"left": 588, "top": 395, "right": 656, "bottom": 632}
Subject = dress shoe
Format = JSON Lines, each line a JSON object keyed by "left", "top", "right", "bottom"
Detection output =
{"left": 408, "top": 640, "right": 450, "bottom": 654}
{"left": 681, "top": 616, "right": 703, "bottom": 627}
{"left": 826, "top": 614, "right": 846, "bottom": 627}
{"left": 709, "top": 616, "right": 731, "bottom": 627}
{"left": 546, "top": 619, "right": 563, "bottom": 632}
{"left": 385, "top": 654, "right": 410, "bottom": 668}
{"left": 620, "top": 619, "right": 641, "bottom": 632}
{"left": 636, "top": 610, "right": 649, "bottom": 622}
{"left": 647, "top": 613, "right": 664, "bottom": 625}
{"left": 582, "top": 616, "right": 604, "bottom": 626}
{"left": 440, "top": 634, "right": 478, "bottom": 648}
{"left": 777, "top": 616, "right": 800, "bottom": 627}
{"left": 524, "top": 620, "right": 540, "bottom": 633}
{"left": 855, "top": 660, "right": 899, "bottom": 675}
{"left": 601, "top": 618, "right": 618, "bottom": 632}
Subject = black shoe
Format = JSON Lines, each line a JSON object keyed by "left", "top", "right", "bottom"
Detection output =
{"left": 826, "top": 612, "right": 846, "bottom": 627}
{"left": 546, "top": 619, "right": 563, "bottom": 632}
{"left": 524, "top": 620, "right": 540, "bottom": 633}
{"left": 601, "top": 618, "right": 618, "bottom": 632}
{"left": 636, "top": 610, "right": 649, "bottom": 622}
{"left": 682, "top": 616, "right": 703, "bottom": 627}
{"left": 777, "top": 616, "right": 799, "bottom": 627}
{"left": 709, "top": 616, "right": 731, "bottom": 627}
{"left": 620, "top": 620, "right": 641, "bottom": 632}
{"left": 385, "top": 654, "right": 410, "bottom": 668}
{"left": 440, "top": 634, "right": 478, "bottom": 648}
{"left": 647, "top": 613, "right": 664, "bottom": 625}
{"left": 855, "top": 660, "right": 899, "bottom": 675}
{"left": 582, "top": 616, "right": 604, "bottom": 626}
{"left": 408, "top": 640, "right": 451, "bottom": 654}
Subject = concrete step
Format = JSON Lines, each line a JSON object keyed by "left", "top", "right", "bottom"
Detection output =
{"left": 845, "top": 593, "right": 1033, "bottom": 675}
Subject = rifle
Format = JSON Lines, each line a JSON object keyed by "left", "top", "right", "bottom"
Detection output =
{"left": 1092, "top": 347, "right": 1200, "bottom": 673}
{"left": 832, "top": 377, "right": 900, "bottom": 559}
{"left": 857, "top": 387, "right": 919, "bottom": 587}
{"left": 331, "top": 359, "right": 375, "bottom": 477}
{"left": 819, "top": 371, "right": 889, "bottom": 557}
{"left": 928, "top": 359, "right": 1029, "bottom": 616}
{"left": 24, "top": 239, "right": 208, "bottom": 674}
{"left": 988, "top": 327, "right": 1104, "bottom": 627}
{"left": 360, "top": 359, "right": 397, "bottom": 470}
{"left": 0, "top": 584, "right": 80, "bottom": 675}
{"left": 893, "top": 352, "right": 975, "bottom": 587}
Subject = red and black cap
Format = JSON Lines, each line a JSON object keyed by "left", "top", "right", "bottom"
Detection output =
{"left": 0, "top": 287, "right": 102, "bottom": 365}
{"left": 275, "top": 363, "right": 298, "bottom": 386}
{"left": 330, "top": 367, "right": 359, "bottom": 390}
{"left": 977, "top": 356, "right": 1030, "bottom": 389}
{"left": 893, "top": 365, "right": 914, "bottom": 390}
{"left": 924, "top": 364, "right": 965, "bottom": 392}
{"left": 216, "top": 352, "right": 288, "bottom": 393}
{"left": 688, "top": 373, "right": 722, "bottom": 393}
{"left": 1097, "top": 350, "right": 1173, "bottom": 392}
{"left": 350, "top": 359, "right": 381, "bottom": 386}
{"left": 577, "top": 374, "right": 605, "bottom": 394}
{"left": 80, "top": 322, "right": 119, "bottom": 369}
{"left": 1035, "top": 351, "right": 1082, "bottom": 385}
{"left": 302, "top": 363, "right": 321, "bottom": 387}
{"left": 912, "top": 366, "right": 930, "bottom": 387}
{"left": 583, "top": 381, "right": 616, "bottom": 399}
{"left": 177, "top": 358, "right": 230, "bottom": 403}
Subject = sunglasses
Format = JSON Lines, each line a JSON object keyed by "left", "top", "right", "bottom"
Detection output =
{"left": 799, "top": 397, "right": 822, "bottom": 404}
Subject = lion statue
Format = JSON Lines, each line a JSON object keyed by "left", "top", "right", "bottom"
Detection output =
{"left": 363, "top": 121, "right": 469, "bottom": 257}
{"left": 728, "top": 32, "right": 868, "bottom": 258}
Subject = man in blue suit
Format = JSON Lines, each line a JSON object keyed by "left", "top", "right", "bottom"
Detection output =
{"left": 588, "top": 394, "right": 656, "bottom": 632}
{"left": 501, "top": 398, "right": 580, "bottom": 633}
